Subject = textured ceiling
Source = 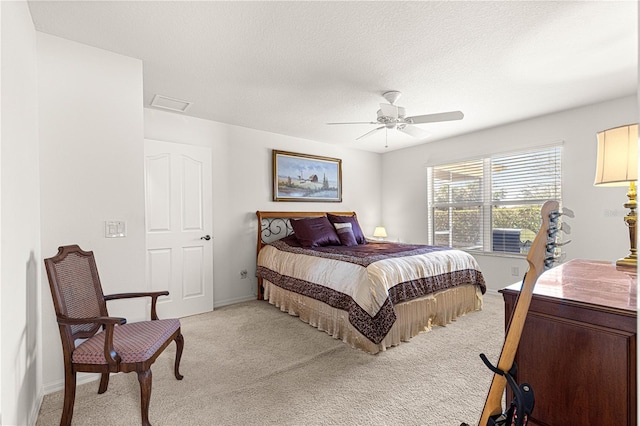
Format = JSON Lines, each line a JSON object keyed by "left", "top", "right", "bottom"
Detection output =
{"left": 28, "top": 1, "right": 637, "bottom": 153}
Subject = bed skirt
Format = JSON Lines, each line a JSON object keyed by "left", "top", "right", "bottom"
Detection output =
{"left": 263, "top": 280, "right": 483, "bottom": 354}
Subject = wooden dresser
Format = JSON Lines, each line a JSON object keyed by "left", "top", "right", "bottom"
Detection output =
{"left": 500, "top": 259, "right": 637, "bottom": 426}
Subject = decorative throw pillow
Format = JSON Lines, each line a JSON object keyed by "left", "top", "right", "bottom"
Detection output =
{"left": 333, "top": 222, "right": 358, "bottom": 247}
{"left": 326, "top": 214, "right": 367, "bottom": 245}
{"left": 290, "top": 216, "right": 341, "bottom": 248}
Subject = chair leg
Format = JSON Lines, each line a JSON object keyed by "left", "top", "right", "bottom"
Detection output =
{"left": 137, "top": 369, "right": 152, "bottom": 426}
{"left": 98, "top": 372, "right": 110, "bottom": 394}
{"left": 174, "top": 333, "right": 184, "bottom": 380}
{"left": 61, "top": 367, "right": 76, "bottom": 426}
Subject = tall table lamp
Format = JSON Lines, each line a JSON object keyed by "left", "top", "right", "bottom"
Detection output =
{"left": 594, "top": 123, "right": 638, "bottom": 267}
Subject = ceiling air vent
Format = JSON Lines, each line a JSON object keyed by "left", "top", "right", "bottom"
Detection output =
{"left": 150, "top": 94, "right": 192, "bottom": 113}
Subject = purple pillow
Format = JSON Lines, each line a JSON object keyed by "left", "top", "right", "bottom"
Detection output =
{"left": 327, "top": 214, "right": 367, "bottom": 245}
{"left": 290, "top": 216, "right": 341, "bottom": 248}
{"left": 333, "top": 222, "right": 358, "bottom": 246}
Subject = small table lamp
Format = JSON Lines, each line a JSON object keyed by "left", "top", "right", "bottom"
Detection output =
{"left": 373, "top": 226, "right": 388, "bottom": 241}
{"left": 594, "top": 123, "right": 638, "bottom": 267}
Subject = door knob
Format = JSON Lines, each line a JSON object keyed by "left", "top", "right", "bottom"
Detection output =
{"left": 200, "top": 235, "right": 211, "bottom": 241}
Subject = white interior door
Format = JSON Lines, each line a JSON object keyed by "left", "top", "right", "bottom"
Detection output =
{"left": 144, "top": 139, "right": 213, "bottom": 318}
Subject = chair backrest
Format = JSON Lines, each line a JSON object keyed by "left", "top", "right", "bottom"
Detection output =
{"left": 44, "top": 245, "right": 109, "bottom": 343}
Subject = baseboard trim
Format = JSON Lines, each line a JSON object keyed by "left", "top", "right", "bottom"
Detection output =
{"left": 214, "top": 294, "right": 256, "bottom": 308}
{"left": 42, "top": 371, "right": 101, "bottom": 395}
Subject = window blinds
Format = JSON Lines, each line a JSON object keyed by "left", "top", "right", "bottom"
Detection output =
{"left": 491, "top": 147, "right": 562, "bottom": 204}
{"left": 428, "top": 145, "right": 562, "bottom": 252}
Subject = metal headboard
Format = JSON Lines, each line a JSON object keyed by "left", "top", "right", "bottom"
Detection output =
{"left": 255, "top": 211, "right": 357, "bottom": 255}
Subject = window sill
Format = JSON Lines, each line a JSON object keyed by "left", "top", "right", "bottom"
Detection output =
{"left": 463, "top": 249, "right": 528, "bottom": 260}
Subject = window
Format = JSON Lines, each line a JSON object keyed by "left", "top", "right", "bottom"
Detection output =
{"left": 427, "top": 145, "right": 562, "bottom": 254}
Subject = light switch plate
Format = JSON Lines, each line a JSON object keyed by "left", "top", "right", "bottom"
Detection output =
{"left": 105, "top": 221, "right": 126, "bottom": 238}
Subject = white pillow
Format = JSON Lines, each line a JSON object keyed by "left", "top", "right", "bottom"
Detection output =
{"left": 333, "top": 222, "right": 352, "bottom": 230}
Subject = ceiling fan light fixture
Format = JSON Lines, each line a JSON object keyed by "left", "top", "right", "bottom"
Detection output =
{"left": 379, "top": 103, "right": 399, "bottom": 120}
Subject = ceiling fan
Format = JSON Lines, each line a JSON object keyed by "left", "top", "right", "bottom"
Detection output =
{"left": 327, "top": 91, "right": 464, "bottom": 143}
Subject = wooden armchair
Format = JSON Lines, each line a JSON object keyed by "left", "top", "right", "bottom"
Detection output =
{"left": 44, "top": 245, "right": 184, "bottom": 426}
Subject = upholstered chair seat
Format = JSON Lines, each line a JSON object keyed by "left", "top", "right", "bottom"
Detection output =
{"left": 72, "top": 319, "right": 181, "bottom": 365}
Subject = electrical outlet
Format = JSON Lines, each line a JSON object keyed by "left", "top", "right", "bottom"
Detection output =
{"left": 240, "top": 269, "right": 248, "bottom": 279}
{"left": 511, "top": 266, "right": 520, "bottom": 276}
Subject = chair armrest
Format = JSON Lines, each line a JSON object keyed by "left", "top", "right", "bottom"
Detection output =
{"left": 104, "top": 291, "right": 170, "bottom": 320}
{"left": 104, "top": 291, "right": 169, "bottom": 301}
{"left": 57, "top": 315, "right": 127, "bottom": 326}
{"left": 58, "top": 315, "right": 126, "bottom": 367}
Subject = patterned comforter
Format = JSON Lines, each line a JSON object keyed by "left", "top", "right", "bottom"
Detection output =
{"left": 256, "top": 239, "right": 486, "bottom": 344}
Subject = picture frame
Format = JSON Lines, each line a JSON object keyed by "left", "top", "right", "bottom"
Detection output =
{"left": 272, "top": 150, "right": 342, "bottom": 202}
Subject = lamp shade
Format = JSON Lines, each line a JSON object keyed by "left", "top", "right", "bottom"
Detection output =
{"left": 594, "top": 124, "right": 638, "bottom": 186}
{"left": 373, "top": 226, "right": 387, "bottom": 238}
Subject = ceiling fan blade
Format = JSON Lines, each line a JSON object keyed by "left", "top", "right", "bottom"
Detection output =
{"left": 379, "top": 103, "right": 398, "bottom": 119}
{"left": 398, "top": 124, "right": 430, "bottom": 139}
{"left": 327, "top": 121, "right": 379, "bottom": 125}
{"left": 407, "top": 110, "right": 464, "bottom": 124}
{"left": 356, "top": 126, "right": 385, "bottom": 140}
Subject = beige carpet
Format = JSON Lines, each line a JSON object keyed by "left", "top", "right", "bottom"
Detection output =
{"left": 37, "top": 292, "right": 505, "bottom": 426}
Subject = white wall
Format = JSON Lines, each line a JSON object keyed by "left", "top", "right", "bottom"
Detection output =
{"left": 1, "top": 2, "right": 42, "bottom": 424}
{"left": 381, "top": 96, "right": 638, "bottom": 291}
{"left": 144, "top": 109, "right": 382, "bottom": 306}
{"left": 38, "top": 33, "right": 145, "bottom": 392}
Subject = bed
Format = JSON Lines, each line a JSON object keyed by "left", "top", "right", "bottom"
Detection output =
{"left": 255, "top": 211, "right": 486, "bottom": 354}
